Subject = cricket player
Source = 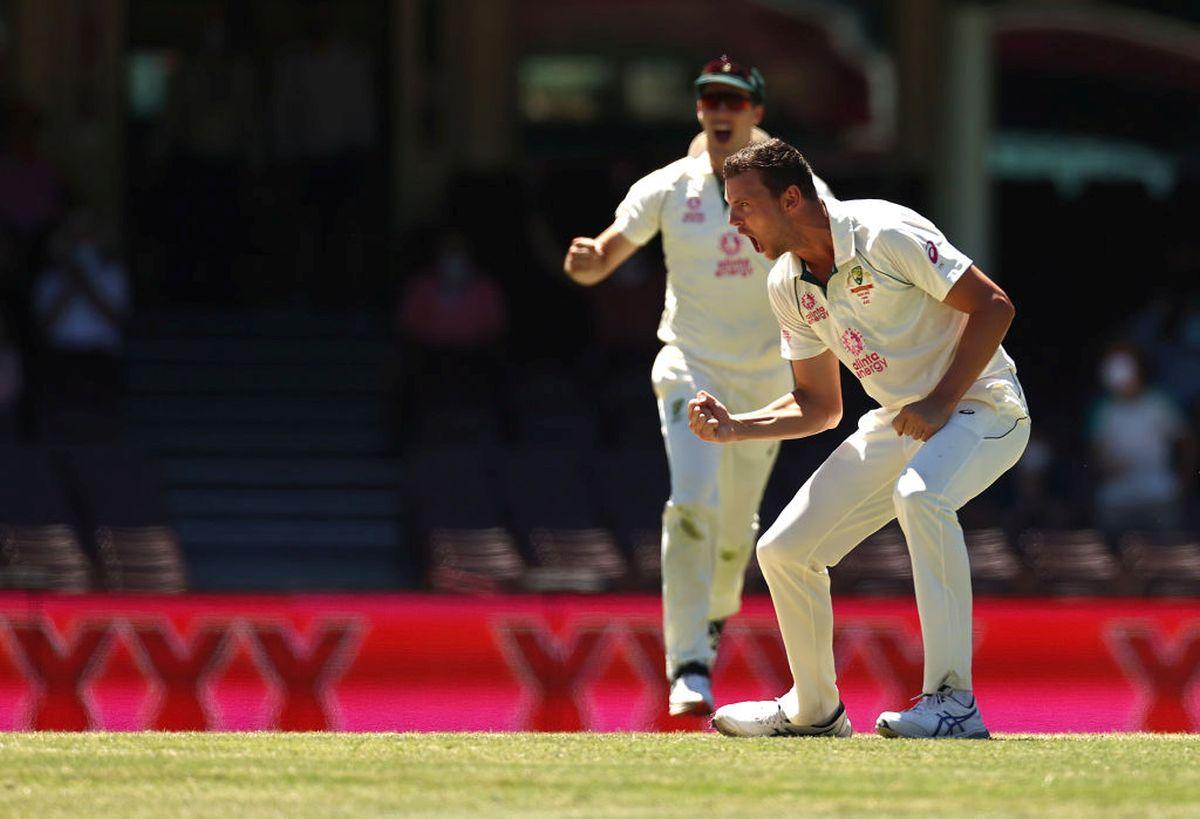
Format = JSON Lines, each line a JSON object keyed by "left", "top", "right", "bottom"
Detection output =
{"left": 563, "top": 56, "right": 831, "bottom": 717}
{"left": 690, "top": 138, "right": 1029, "bottom": 739}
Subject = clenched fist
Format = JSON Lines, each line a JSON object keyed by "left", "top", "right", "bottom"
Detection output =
{"left": 688, "top": 390, "right": 738, "bottom": 443}
{"left": 563, "top": 237, "right": 608, "bottom": 285}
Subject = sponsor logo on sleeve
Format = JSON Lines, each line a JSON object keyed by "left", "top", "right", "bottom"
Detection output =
{"left": 799, "top": 291, "right": 828, "bottom": 323}
{"left": 925, "top": 240, "right": 939, "bottom": 264}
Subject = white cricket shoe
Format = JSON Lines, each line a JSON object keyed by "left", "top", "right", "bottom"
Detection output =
{"left": 875, "top": 686, "right": 991, "bottom": 739}
{"left": 712, "top": 699, "right": 852, "bottom": 738}
{"left": 668, "top": 670, "right": 714, "bottom": 717}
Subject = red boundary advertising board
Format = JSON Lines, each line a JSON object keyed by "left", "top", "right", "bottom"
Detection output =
{"left": 0, "top": 593, "right": 1196, "bottom": 733}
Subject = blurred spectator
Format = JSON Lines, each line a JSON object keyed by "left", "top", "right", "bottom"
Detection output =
{"left": 1087, "top": 343, "right": 1195, "bottom": 539}
{"left": 397, "top": 230, "right": 508, "bottom": 351}
{"left": 159, "top": 10, "right": 261, "bottom": 304}
{"left": 391, "top": 229, "right": 508, "bottom": 450}
{"left": 0, "top": 102, "right": 63, "bottom": 272}
{"left": 273, "top": 4, "right": 379, "bottom": 307}
{"left": 31, "top": 210, "right": 129, "bottom": 443}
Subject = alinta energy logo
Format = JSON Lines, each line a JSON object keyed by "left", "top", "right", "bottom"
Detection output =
{"left": 841, "top": 327, "right": 866, "bottom": 357}
{"left": 0, "top": 616, "right": 361, "bottom": 730}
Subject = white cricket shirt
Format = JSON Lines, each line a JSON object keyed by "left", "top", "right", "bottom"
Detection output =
{"left": 767, "top": 198, "right": 1027, "bottom": 416}
{"left": 614, "top": 152, "right": 833, "bottom": 372}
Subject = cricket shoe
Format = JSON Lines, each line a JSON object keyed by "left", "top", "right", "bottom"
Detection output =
{"left": 668, "top": 663, "right": 714, "bottom": 717}
{"left": 875, "top": 685, "right": 991, "bottom": 739}
{"left": 711, "top": 699, "right": 852, "bottom": 738}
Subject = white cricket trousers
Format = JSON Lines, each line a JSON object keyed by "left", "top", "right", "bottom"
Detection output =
{"left": 760, "top": 399, "right": 1030, "bottom": 725}
{"left": 652, "top": 345, "right": 793, "bottom": 679}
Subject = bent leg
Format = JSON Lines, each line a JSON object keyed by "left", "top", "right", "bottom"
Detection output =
{"left": 893, "top": 408, "right": 1030, "bottom": 692}
{"left": 757, "top": 412, "right": 908, "bottom": 723}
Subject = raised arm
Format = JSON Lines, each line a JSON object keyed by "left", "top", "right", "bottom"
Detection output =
{"left": 688, "top": 349, "right": 843, "bottom": 443}
{"left": 562, "top": 224, "right": 640, "bottom": 287}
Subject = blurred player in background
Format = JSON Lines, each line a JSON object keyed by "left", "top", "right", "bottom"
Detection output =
{"left": 563, "top": 56, "right": 830, "bottom": 717}
{"left": 691, "top": 138, "right": 1029, "bottom": 739}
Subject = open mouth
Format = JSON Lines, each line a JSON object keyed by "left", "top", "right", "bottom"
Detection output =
{"left": 711, "top": 125, "right": 733, "bottom": 145}
{"left": 741, "top": 230, "right": 761, "bottom": 253}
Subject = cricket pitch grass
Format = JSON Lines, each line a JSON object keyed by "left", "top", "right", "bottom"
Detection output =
{"left": 0, "top": 732, "right": 1197, "bottom": 817}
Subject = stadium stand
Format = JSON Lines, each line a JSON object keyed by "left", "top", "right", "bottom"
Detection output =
{"left": 1019, "top": 529, "right": 1131, "bottom": 596}
{"left": 0, "top": 446, "right": 91, "bottom": 590}
{"left": 56, "top": 444, "right": 186, "bottom": 592}
{"left": 1118, "top": 531, "right": 1200, "bottom": 597}
{"left": 123, "top": 312, "right": 407, "bottom": 590}
{"left": 830, "top": 523, "right": 914, "bottom": 595}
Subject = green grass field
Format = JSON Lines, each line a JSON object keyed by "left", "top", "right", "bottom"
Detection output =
{"left": 0, "top": 732, "right": 1197, "bottom": 818}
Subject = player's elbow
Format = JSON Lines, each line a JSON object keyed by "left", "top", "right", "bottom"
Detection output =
{"left": 990, "top": 290, "right": 1015, "bottom": 323}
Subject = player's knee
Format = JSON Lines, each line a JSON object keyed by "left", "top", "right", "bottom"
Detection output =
{"left": 755, "top": 525, "right": 793, "bottom": 572}
{"left": 662, "top": 502, "right": 715, "bottom": 548}
{"left": 892, "top": 468, "right": 950, "bottom": 515}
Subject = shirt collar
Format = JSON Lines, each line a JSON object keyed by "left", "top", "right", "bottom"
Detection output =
{"left": 823, "top": 197, "right": 858, "bottom": 268}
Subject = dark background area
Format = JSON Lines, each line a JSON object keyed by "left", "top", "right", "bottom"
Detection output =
{"left": 0, "top": 0, "right": 1196, "bottom": 596}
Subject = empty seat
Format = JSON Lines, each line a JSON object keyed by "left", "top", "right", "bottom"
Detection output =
{"left": 524, "top": 527, "right": 628, "bottom": 592}
{"left": 0, "top": 525, "right": 91, "bottom": 591}
{"left": 94, "top": 526, "right": 186, "bottom": 593}
{"left": 0, "top": 446, "right": 91, "bottom": 591}
{"left": 427, "top": 527, "right": 525, "bottom": 593}
{"left": 58, "top": 445, "right": 187, "bottom": 592}
{"left": 964, "top": 528, "right": 1026, "bottom": 594}
{"left": 1119, "top": 531, "right": 1200, "bottom": 596}
{"left": 596, "top": 448, "right": 668, "bottom": 584}
{"left": 1019, "top": 529, "right": 1128, "bottom": 596}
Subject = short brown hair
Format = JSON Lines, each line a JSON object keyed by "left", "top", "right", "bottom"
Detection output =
{"left": 723, "top": 138, "right": 818, "bottom": 201}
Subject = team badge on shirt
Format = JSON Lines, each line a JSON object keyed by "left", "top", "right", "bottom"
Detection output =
{"left": 849, "top": 265, "right": 874, "bottom": 304}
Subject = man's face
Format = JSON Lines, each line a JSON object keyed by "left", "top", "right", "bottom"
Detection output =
{"left": 725, "top": 170, "right": 789, "bottom": 260}
{"left": 695, "top": 84, "right": 762, "bottom": 155}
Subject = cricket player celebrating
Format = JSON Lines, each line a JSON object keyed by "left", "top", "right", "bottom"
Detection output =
{"left": 564, "top": 56, "right": 830, "bottom": 717}
{"left": 691, "top": 138, "right": 1029, "bottom": 739}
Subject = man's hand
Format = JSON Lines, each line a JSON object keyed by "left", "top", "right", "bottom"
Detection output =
{"left": 892, "top": 396, "right": 956, "bottom": 442}
{"left": 563, "top": 237, "right": 608, "bottom": 285}
{"left": 688, "top": 390, "right": 739, "bottom": 443}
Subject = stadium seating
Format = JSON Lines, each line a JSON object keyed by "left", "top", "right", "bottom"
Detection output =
{"left": 124, "top": 311, "right": 407, "bottom": 590}
{"left": 1019, "top": 529, "right": 1131, "bottom": 596}
{"left": 427, "top": 527, "right": 526, "bottom": 593}
{"left": 830, "top": 523, "right": 913, "bottom": 595}
{"left": 0, "top": 446, "right": 91, "bottom": 591}
{"left": 964, "top": 528, "right": 1029, "bottom": 595}
{"left": 1118, "top": 531, "right": 1200, "bottom": 596}
{"left": 596, "top": 448, "right": 668, "bottom": 589}
{"left": 57, "top": 445, "right": 186, "bottom": 592}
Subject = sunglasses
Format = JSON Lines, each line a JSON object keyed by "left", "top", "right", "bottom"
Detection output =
{"left": 699, "top": 93, "right": 753, "bottom": 112}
